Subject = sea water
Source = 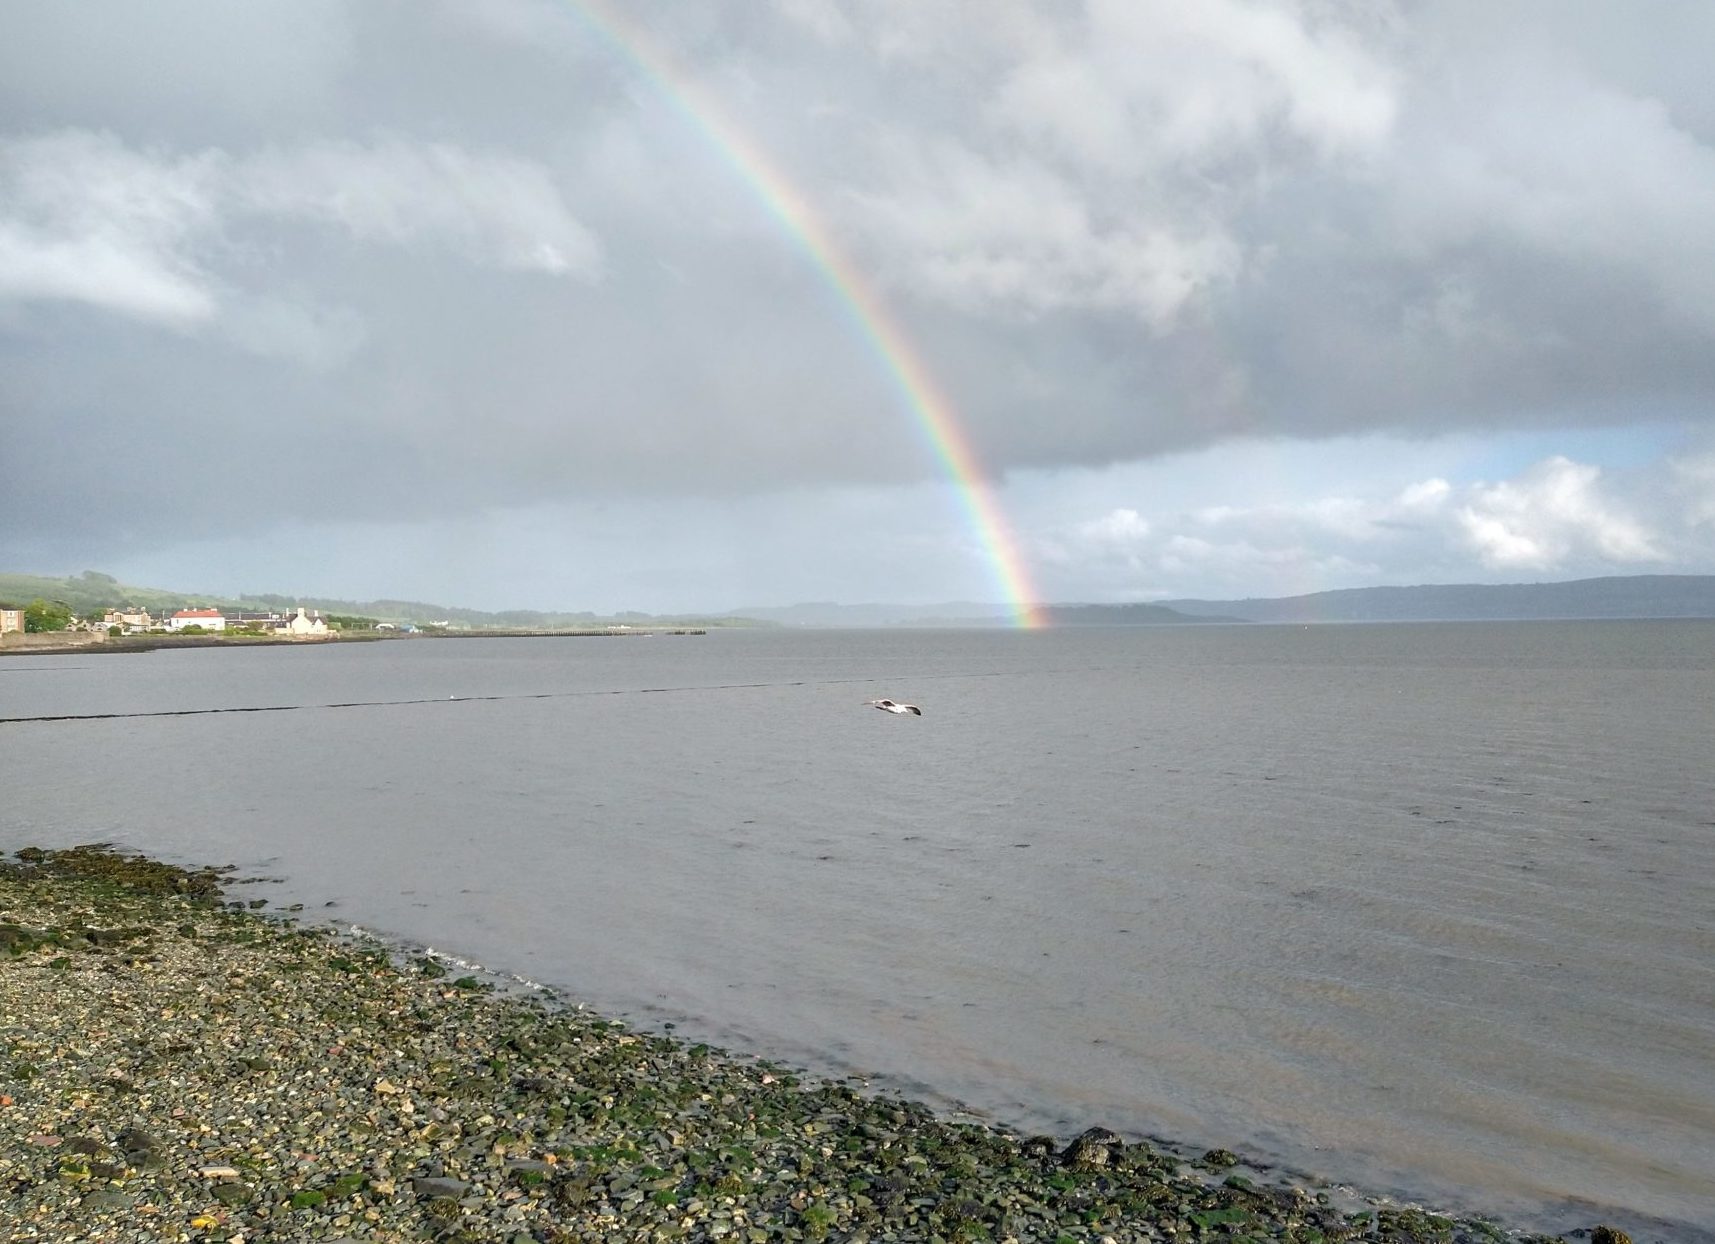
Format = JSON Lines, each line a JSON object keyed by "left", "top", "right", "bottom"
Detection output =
{"left": 2, "top": 623, "right": 1711, "bottom": 1238}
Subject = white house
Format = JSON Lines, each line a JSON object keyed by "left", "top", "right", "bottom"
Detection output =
{"left": 167, "top": 608, "right": 226, "bottom": 632}
{"left": 283, "top": 607, "right": 329, "bottom": 637}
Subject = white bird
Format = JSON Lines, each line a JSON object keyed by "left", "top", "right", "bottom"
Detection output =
{"left": 867, "top": 698, "right": 922, "bottom": 715}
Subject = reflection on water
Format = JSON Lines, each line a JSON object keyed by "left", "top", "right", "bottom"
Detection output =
{"left": 3, "top": 623, "right": 1713, "bottom": 1239}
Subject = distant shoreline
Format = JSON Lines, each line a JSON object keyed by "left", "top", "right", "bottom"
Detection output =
{"left": 0, "top": 628, "right": 708, "bottom": 658}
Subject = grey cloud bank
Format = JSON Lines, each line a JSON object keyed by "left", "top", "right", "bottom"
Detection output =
{"left": 3, "top": 1, "right": 1714, "bottom": 608}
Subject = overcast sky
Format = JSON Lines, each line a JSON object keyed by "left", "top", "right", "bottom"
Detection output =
{"left": 4, "top": 0, "right": 1714, "bottom": 612}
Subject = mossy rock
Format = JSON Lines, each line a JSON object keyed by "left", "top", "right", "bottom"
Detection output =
{"left": 9, "top": 844, "right": 225, "bottom": 900}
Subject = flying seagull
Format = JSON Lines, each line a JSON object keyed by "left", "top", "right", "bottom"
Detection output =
{"left": 867, "top": 699, "right": 922, "bottom": 716}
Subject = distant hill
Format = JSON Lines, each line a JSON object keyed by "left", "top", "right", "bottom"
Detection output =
{"left": 1157, "top": 575, "right": 1715, "bottom": 623}
{"left": 730, "top": 601, "right": 1011, "bottom": 627}
{"left": 729, "top": 600, "right": 1234, "bottom": 626}
{"left": 736, "top": 574, "right": 1715, "bottom": 627}
{"left": 0, "top": 571, "right": 765, "bottom": 630}
{"left": 1040, "top": 602, "right": 1243, "bottom": 625}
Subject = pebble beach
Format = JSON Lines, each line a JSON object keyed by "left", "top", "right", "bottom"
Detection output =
{"left": 1, "top": 846, "right": 1608, "bottom": 1244}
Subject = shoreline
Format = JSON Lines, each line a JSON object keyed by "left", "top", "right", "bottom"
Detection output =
{"left": 0, "top": 629, "right": 711, "bottom": 658}
{"left": 0, "top": 847, "right": 1627, "bottom": 1243}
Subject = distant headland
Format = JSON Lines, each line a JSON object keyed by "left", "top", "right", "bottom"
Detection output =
{"left": 732, "top": 574, "right": 1715, "bottom": 627}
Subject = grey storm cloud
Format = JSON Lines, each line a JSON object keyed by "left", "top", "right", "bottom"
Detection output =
{"left": 6, "top": 0, "right": 1715, "bottom": 558}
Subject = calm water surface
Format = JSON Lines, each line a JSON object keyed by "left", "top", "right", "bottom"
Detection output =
{"left": 3, "top": 624, "right": 1712, "bottom": 1239}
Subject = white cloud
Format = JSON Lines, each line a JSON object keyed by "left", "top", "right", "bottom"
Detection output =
{"left": 820, "top": 0, "right": 1394, "bottom": 328}
{"left": 1051, "top": 507, "right": 1154, "bottom": 571}
{"left": 0, "top": 220, "right": 217, "bottom": 325}
{"left": 1084, "top": 507, "right": 1151, "bottom": 543}
{"left": 0, "top": 130, "right": 220, "bottom": 323}
{"left": 1455, "top": 456, "right": 1663, "bottom": 569}
{"left": 1039, "top": 454, "right": 1678, "bottom": 599}
{"left": 849, "top": 140, "right": 1240, "bottom": 326}
{"left": 1397, "top": 478, "right": 1452, "bottom": 510}
{"left": 1392, "top": 68, "right": 1715, "bottom": 338}
{"left": 769, "top": 0, "right": 855, "bottom": 44}
{"left": 0, "top": 129, "right": 598, "bottom": 330}
{"left": 994, "top": 0, "right": 1397, "bottom": 172}
{"left": 236, "top": 138, "right": 600, "bottom": 276}
{"left": 794, "top": 0, "right": 1715, "bottom": 445}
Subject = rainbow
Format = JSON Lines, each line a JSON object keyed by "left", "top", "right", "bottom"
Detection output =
{"left": 565, "top": 2, "right": 1047, "bottom": 629}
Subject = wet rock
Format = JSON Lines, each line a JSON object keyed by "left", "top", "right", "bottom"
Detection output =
{"left": 1591, "top": 1229, "right": 1632, "bottom": 1244}
{"left": 0, "top": 923, "right": 45, "bottom": 954}
{"left": 1115, "top": 1141, "right": 1162, "bottom": 1172}
{"left": 415, "top": 1176, "right": 472, "bottom": 1199}
{"left": 79, "top": 1189, "right": 132, "bottom": 1211}
{"left": 114, "top": 1126, "right": 161, "bottom": 1160}
{"left": 1061, "top": 1126, "right": 1125, "bottom": 1169}
{"left": 1021, "top": 1134, "right": 1059, "bottom": 1160}
{"left": 554, "top": 1173, "right": 598, "bottom": 1207}
{"left": 1201, "top": 1147, "right": 1239, "bottom": 1168}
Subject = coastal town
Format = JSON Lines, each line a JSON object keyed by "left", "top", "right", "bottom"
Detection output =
{"left": 96, "top": 605, "right": 335, "bottom": 637}
{"left": 0, "top": 589, "right": 706, "bottom": 653}
{"left": 0, "top": 603, "right": 348, "bottom": 650}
